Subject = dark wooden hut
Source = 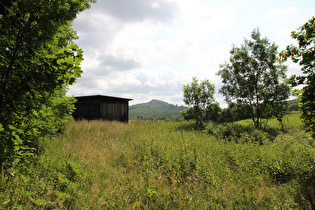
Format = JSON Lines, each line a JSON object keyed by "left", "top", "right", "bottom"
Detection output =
{"left": 73, "top": 95, "right": 133, "bottom": 122}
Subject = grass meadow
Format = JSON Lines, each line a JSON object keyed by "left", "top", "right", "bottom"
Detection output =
{"left": 1, "top": 113, "right": 315, "bottom": 209}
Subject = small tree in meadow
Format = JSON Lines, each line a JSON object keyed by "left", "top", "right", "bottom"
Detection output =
{"left": 182, "top": 77, "right": 216, "bottom": 129}
{"left": 217, "top": 28, "right": 290, "bottom": 129}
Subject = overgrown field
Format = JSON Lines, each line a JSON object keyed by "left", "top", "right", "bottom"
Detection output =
{"left": 1, "top": 113, "right": 315, "bottom": 209}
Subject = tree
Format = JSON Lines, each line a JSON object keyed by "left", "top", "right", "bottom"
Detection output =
{"left": 0, "top": 0, "right": 94, "bottom": 165}
{"left": 278, "top": 16, "right": 315, "bottom": 137}
{"left": 205, "top": 102, "right": 221, "bottom": 122}
{"left": 182, "top": 77, "right": 216, "bottom": 129}
{"left": 217, "top": 29, "right": 290, "bottom": 129}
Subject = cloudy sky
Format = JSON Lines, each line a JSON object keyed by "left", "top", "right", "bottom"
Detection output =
{"left": 68, "top": 0, "right": 315, "bottom": 107}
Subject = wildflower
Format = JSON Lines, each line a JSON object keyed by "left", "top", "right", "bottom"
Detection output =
{"left": 133, "top": 201, "right": 141, "bottom": 210}
{"left": 184, "top": 194, "right": 189, "bottom": 200}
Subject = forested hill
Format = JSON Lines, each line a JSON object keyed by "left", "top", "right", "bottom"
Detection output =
{"left": 130, "top": 99, "right": 187, "bottom": 111}
{"left": 129, "top": 99, "right": 188, "bottom": 120}
{"left": 288, "top": 99, "right": 299, "bottom": 111}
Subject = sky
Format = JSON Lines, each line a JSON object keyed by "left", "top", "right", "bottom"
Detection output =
{"left": 67, "top": 0, "right": 315, "bottom": 107}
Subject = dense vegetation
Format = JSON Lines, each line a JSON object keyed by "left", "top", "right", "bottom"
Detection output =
{"left": 0, "top": 0, "right": 94, "bottom": 168}
{"left": 279, "top": 16, "right": 315, "bottom": 138}
{"left": 1, "top": 115, "right": 314, "bottom": 209}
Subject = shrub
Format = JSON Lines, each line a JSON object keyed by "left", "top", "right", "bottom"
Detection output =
{"left": 205, "top": 122, "right": 270, "bottom": 144}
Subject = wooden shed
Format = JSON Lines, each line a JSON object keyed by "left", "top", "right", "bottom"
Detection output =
{"left": 73, "top": 95, "right": 133, "bottom": 122}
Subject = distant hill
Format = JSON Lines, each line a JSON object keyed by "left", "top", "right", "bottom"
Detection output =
{"left": 129, "top": 99, "right": 188, "bottom": 120}
{"left": 287, "top": 98, "right": 299, "bottom": 111}
{"left": 129, "top": 98, "right": 299, "bottom": 121}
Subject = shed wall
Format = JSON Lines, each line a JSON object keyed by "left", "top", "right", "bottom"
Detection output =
{"left": 73, "top": 98, "right": 130, "bottom": 122}
{"left": 100, "top": 102, "right": 128, "bottom": 122}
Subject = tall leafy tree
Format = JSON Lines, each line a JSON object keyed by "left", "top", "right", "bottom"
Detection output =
{"left": 183, "top": 77, "right": 216, "bottom": 129}
{"left": 0, "top": 0, "right": 94, "bottom": 165}
{"left": 279, "top": 17, "right": 315, "bottom": 137}
{"left": 217, "top": 29, "right": 290, "bottom": 128}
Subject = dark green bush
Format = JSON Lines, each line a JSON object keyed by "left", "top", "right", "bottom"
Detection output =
{"left": 205, "top": 122, "right": 270, "bottom": 144}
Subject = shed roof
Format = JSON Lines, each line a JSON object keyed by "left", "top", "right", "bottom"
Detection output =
{"left": 75, "top": 95, "right": 133, "bottom": 102}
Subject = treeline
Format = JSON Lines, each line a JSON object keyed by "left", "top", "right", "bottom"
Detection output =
{"left": 182, "top": 19, "right": 315, "bottom": 134}
{"left": 129, "top": 99, "right": 298, "bottom": 122}
{"left": 182, "top": 99, "right": 299, "bottom": 124}
{"left": 130, "top": 108, "right": 184, "bottom": 120}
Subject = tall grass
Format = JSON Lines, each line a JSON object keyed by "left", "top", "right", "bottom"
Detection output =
{"left": 1, "top": 114, "right": 314, "bottom": 209}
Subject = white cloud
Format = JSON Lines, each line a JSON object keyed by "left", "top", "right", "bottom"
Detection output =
{"left": 92, "top": 0, "right": 179, "bottom": 22}
{"left": 175, "top": 3, "right": 238, "bottom": 40}
{"left": 266, "top": 7, "right": 297, "bottom": 19}
{"left": 70, "top": 1, "right": 237, "bottom": 105}
{"left": 68, "top": 0, "right": 314, "bottom": 107}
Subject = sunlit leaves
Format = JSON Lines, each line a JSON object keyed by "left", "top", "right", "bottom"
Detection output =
{"left": 279, "top": 16, "right": 315, "bottom": 137}
{"left": 0, "top": 0, "right": 93, "bottom": 165}
{"left": 183, "top": 77, "right": 216, "bottom": 129}
{"left": 217, "top": 29, "right": 290, "bottom": 128}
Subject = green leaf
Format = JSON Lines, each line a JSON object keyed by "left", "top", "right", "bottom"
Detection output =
{"left": 2, "top": 199, "right": 10, "bottom": 205}
{"left": 31, "top": 198, "right": 47, "bottom": 206}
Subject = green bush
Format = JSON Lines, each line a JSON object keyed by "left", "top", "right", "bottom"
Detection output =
{"left": 205, "top": 122, "right": 270, "bottom": 144}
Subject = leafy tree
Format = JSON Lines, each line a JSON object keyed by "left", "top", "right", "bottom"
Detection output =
{"left": 182, "top": 77, "right": 216, "bottom": 129}
{"left": 205, "top": 102, "right": 221, "bottom": 122}
{"left": 217, "top": 108, "right": 233, "bottom": 123}
{"left": 229, "top": 104, "right": 252, "bottom": 122}
{"left": 278, "top": 16, "right": 315, "bottom": 137}
{"left": 181, "top": 102, "right": 221, "bottom": 123}
{"left": 217, "top": 29, "right": 290, "bottom": 128}
{"left": 181, "top": 107, "right": 194, "bottom": 121}
{"left": 0, "top": 0, "right": 94, "bottom": 165}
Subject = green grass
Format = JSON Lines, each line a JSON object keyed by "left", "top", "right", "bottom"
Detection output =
{"left": 1, "top": 114, "right": 314, "bottom": 209}
{"left": 235, "top": 112, "right": 303, "bottom": 130}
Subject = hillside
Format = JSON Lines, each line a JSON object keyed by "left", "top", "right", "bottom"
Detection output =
{"left": 287, "top": 98, "right": 299, "bottom": 111}
{"left": 129, "top": 99, "right": 188, "bottom": 120}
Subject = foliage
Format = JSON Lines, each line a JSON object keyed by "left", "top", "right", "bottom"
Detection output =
{"left": 183, "top": 77, "right": 216, "bottom": 129}
{"left": 1, "top": 118, "right": 314, "bottom": 209}
{"left": 287, "top": 99, "right": 299, "bottom": 111}
{"left": 217, "top": 28, "right": 290, "bottom": 129}
{"left": 204, "top": 122, "right": 271, "bottom": 144}
{"left": 130, "top": 108, "right": 184, "bottom": 121}
{"left": 278, "top": 16, "right": 315, "bottom": 138}
{"left": 181, "top": 102, "right": 221, "bottom": 123}
{"left": 205, "top": 102, "right": 221, "bottom": 122}
{"left": 181, "top": 107, "right": 195, "bottom": 121}
{"left": 218, "top": 104, "right": 253, "bottom": 123}
{"left": 0, "top": 0, "right": 94, "bottom": 166}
